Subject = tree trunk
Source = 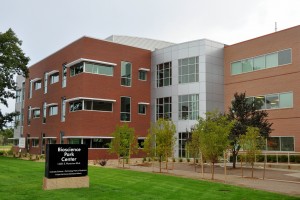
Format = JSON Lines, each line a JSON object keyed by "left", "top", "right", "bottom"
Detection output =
{"left": 241, "top": 157, "right": 243, "bottom": 177}
{"left": 159, "top": 156, "right": 162, "bottom": 173}
{"left": 194, "top": 156, "right": 196, "bottom": 172}
{"left": 232, "top": 150, "right": 238, "bottom": 169}
{"left": 251, "top": 162, "right": 254, "bottom": 178}
{"left": 212, "top": 162, "right": 215, "bottom": 180}
{"left": 166, "top": 153, "right": 168, "bottom": 173}
{"left": 201, "top": 153, "right": 204, "bottom": 178}
{"left": 122, "top": 157, "right": 125, "bottom": 168}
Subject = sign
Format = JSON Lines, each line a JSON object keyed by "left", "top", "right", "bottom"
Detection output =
{"left": 45, "top": 144, "right": 88, "bottom": 179}
{"left": 19, "top": 138, "right": 26, "bottom": 148}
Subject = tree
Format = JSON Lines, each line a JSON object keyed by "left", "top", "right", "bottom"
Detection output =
{"left": 0, "top": 28, "right": 30, "bottom": 130}
{"left": 0, "top": 128, "right": 13, "bottom": 145}
{"left": 144, "top": 118, "right": 176, "bottom": 173}
{"left": 239, "top": 127, "right": 265, "bottom": 178}
{"left": 187, "top": 129, "right": 201, "bottom": 172}
{"left": 109, "top": 124, "right": 137, "bottom": 168}
{"left": 194, "top": 111, "right": 233, "bottom": 180}
{"left": 227, "top": 92, "right": 272, "bottom": 168}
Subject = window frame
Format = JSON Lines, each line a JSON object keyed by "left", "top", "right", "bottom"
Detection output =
{"left": 49, "top": 106, "right": 58, "bottom": 116}
{"left": 120, "top": 96, "right": 131, "bottom": 122}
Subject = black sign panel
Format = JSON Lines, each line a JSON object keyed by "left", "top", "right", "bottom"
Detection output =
{"left": 45, "top": 144, "right": 88, "bottom": 179}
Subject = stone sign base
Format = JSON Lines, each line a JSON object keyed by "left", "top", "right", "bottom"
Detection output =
{"left": 43, "top": 176, "right": 89, "bottom": 190}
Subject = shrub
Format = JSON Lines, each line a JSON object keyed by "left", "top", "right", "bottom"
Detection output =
{"left": 179, "top": 158, "right": 183, "bottom": 162}
{"left": 195, "top": 158, "right": 199, "bottom": 163}
{"left": 278, "top": 155, "right": 288, "bottom": 163}
{"left": 99, "top": 160, "right": 107, "bottom": 166}
{"left": 142, "top": 157, "right": 146, "bottom": 163}
{"left": 187, "top": 158, "right": 190, "bottom": 162}
{"left": 267, "top": 155, "right": 276, "bottom": 163}
{"left": 172, "top": 158, "right": 176, "bottom": 162}
{"left": 290, "top": 155, "right": 300, "bottom": 163}
{"left": 0, "top": 150, "right": 4, "bottom": 156}
{"left": 256, "top": 155, "right": 265, "bottom": 162}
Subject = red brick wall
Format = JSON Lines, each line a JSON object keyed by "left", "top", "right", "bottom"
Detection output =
{"left": 224, "top": 25, "right": 300, "bottom": 151}
{"left": 23, "top": 37, "right": 151, "bottom": 159}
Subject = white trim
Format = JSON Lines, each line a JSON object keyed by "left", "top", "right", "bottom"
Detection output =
{"left": 47, "top": 70, "right": 59, "bottom": 76}
{"left": 46, "top": 103, "right": 58, "bottom": 107}
{"left": 30, "top": 107, "right": 40, "bottom": 110}
{"left": 27, "top": 137, "right": 39, "bottom": 139}
{"left": 138, "top": 102, "right": 150, "bottom": 105}
{"left": 66, "top": 97, "right": 116, "bottom": 103}
{"left": 138, "top": 137, "right": 146, "bottom": 139}
{"left": 8, "top": 138, "right": 19, "bottom": 140}
{"left": 63, "top": 136, "right": 114, "bottom": 139}
{"left": 42, "top": 137, "right": 57, "bottom": 139}
{"left": 30, "top": 78, "right": 42, "bottom": 82}
{"left": 139, "top": 68, "right": 150, "bottom": 71}
{"left": 66, "top": 58, "right": 117, "bottom": 67}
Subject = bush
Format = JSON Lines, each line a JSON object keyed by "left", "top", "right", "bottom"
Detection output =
{"left": 99, "top": 160, "right": 107, "bottom": 166}
{"left": 179, "top": 158, "right": 183, "bottom": 162}
{"left": 278, "top": 155, "right": 288, "bottom": 163}
{"left": 142, "top": 157, "right": 146, "bottom": 163}
{"left": 289, "top": 155, "right": 300, "bottom": 163}
{"left": 172, "top": 158, "right": 176, "bottom": 162}
{"left": 187, "top": 158, "right": 190, "bottom": 162}
{"left": 267, "top": 155, "right": 276, "bottom": 163}
{"left": 256, "top": 155, "right": 265, "bottom": 162}
{"left": 0, "top": 150, "right": 4, "bottom": 156}
{"left": 195, "top": 158, "right": 199, "bottom": 163}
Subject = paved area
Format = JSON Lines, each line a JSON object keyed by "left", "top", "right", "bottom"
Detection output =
{"left": 106, "top": 162, "right": 300, "bottom": 197}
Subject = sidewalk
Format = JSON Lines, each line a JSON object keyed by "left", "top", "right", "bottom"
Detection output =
{"left": 107, "top": 162, "right": 300, "bottom": 197}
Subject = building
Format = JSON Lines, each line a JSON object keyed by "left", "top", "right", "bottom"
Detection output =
{"left": 13, "top": 25, "right": 300, "bottom": 159}
{"left": 224, "top": 25, "right": 300, "bottom": 152}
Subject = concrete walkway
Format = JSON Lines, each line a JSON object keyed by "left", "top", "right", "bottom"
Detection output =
{"left": 106, "top": 163, "right": 300, "bottom": 197}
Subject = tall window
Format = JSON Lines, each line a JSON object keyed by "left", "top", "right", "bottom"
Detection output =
{"left": 62, "top": 63, "right": 67, "bottom": 88}
{"left": 43, "top": 102, "right": 47, "bottom": 123}
{"left": 156, "top": 97, "right": 172, "bottom": 120}
{"left": 178, "top": 132, "right": 191, "bottom": 158}
{"left": 27, "top": 106, "right": 31, "bottom": 125}
{"left": 29, "top": 81, "right": 33, "bottom": 98}
{"left": 121, "top": 61, "right": 132, "bottom": 86}
{"left": 120, "top": 97, "right": 131, "bottom": 121}
{"left": 156, "top": 62, "right": 172, "bottom": 87}
{"left": 179, "top": 94, "right": 199, "bottom": 120}
{"left": 49, "top": 106, "right": 58, "bottom": 116}
{"left": 138, "top": 71, "right": 147, "bottom": 81}
{"left": 178, "top": 57, "right": 199, "bottom": 84}
{"left": 231, "top": 49, "right": 292, "bottom": 75}
{"left": 61, "top": 97, "right": 66, "bottom": 122}
{"left": 44, "top": 73, "right": 48, "bottom": 94}
{"left": 33, "top": 109, "right": 40, "bottom": 118}
{"left": 34, "top": 81, "right": 42, "bottom": 90}
{"left": 138, "top": 104, "right": 146, "bottom": 115}
{"left": 16, "top": 90, "right": 21, "bottom": 103}
{"left": 50, "top": 73, "right": 59, "bottom": 84}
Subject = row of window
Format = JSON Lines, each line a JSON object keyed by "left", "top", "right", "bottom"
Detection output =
{"left": 231, "top": 49, "right": 292, "bottom": 75}
{"left": 156, "top": 91, "right": 293, "bottom": 121}
{"left": 27, "top": 97, "right": 148, "bottom": 124}
{"left": 26, "top": 137, "right": 145, "bottom": 149}
{"left": 29, "top": 61, "right": 149, "bottom": 99}
{"left": 178, "top": 132, "right": 295, "bottom": 158}
{"left": 246, "top": 92, "right": 293, "bottom": 110}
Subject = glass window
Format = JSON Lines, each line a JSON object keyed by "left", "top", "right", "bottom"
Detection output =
{"left": 29, "top": 81, "right": 33, "bottom": 98}
{"left": 279, "top": 92, "right": 293, "bottom": 108}
{"left": 85, "top": 62, "right": 113, "bottom": 76}
{"left": 34, "top": 81, "right": 41, "bottom": 90}
{"left": 16, "top": 90, "right": 21, "bottom": 103}
{"left": 156, "top": 97, "right": 172, "bottom": 120}
{"left": 49, "top": 106, "right": 58, "bottom": 116}
{"left": 69, "top": 138, "right": 81, "bottom": 144}
{"left": 44, "top": 73, "right": 48, "bottom": 93}
{"left": 265, "top": 53, "right": 278, "bottom": 68}
{"left": 253, "top": 56, "right": 265, "bottom": 70}
{"left": 43, "top": 102, "right": 47, "bottom": 123}
{"left": 138, "top": 138, "right": 145, "bottom": 148}
{"left": 156, "top": 62, "right": 172, "bottom": 87}
{"left": 280, "top": 137, "right": 294, "bottom": 151}
{"left": 242, "top": 59, "right": 253, "bottom": 73}
{"left": 32, "top": 139, "right": 39, "bottom": 147}
{"left": 178, "top": 132, "right": 191, "bottom": 158}
{"left": 178, "top": 57, "right": 199, "bottom": 84}
{"left": 70, "top": 100, "right": 83, "bottom": 112}
{"left": 138, "top": 104, "right": 146, "bottom": 115}
{"left": 70, "top": 62, "right": 84, "bottom": 76}
{"left": 91, "top": 138, "right": 111, "bottom": 148}
{"left": 267, "top": 137, "right": 280, "bottom": 151}
{"left": 254, "top": 96, "right": 266, "bottom": 109}
{"left": 27, "top": 106, "right": 31, "bottom": 125}
{"left": 231, "top": 61, "right": 242, "bottom": 75}
{"left": 139, "top": 71, "right": 147, "bottom": 81}
{"left": 179, "top": 94, "right": 199, "bottom": 120}
{"left": 50, "top": 73, "right": 59, "bottom": 84}
{"left": 121, "top": 61, "right": 132, "bottom": 86}
{"left": 61, "top": 97, "right": 66, "bottom": 122}
{"left": 33, "top": 109, "right": 40, "bottom": 118}
{"left": 278, "top": 49, "right": 292, "bottom": 66}
{"left": 93, "top": 101, "right": 113, "bottom": 111}
{"left": 62, "top": 63, "right": 67, "bottom": 88}
{"left": 266, "top": 94, "right": 279, "bottom": 109}
{"left": 121, "top": 97, "right": 131, "bottom": 121}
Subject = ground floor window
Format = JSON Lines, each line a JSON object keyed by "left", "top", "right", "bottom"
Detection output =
{"left": 68, "top": 138, "right": 112, "bottom": 148}
{"left": 138, "top": 138, "right": 145, "bottom": 148}
{"left": 178, "top": 132, "right": 191, "bottom": 158}
{"left": 32, "top": 139, "right": 39, "bottom": 147}
{"left": 266, "top": 136, "right": 294, "bottom": 151}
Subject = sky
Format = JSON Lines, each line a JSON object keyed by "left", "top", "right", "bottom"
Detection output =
{"left": 1, "top": 0, "right": 300, "bottom": 114}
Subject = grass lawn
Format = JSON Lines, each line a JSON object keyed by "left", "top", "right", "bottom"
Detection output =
{"left": 0, "top": 157, "right": 298, "bottom": 200}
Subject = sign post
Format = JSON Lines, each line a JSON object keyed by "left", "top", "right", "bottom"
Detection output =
{"left": 43, "top": 144, "right": 89, "bottom": 190}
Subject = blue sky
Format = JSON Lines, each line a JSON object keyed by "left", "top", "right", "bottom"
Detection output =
{"left": 1, "top": 0, "right": 300, "bottom": 114}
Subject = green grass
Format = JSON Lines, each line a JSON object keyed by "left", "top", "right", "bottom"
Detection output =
{"left": 0, "top": 145, "right": 12, "bottom": 150}
{"left": 0, "top": 157, "right": 298, "bottom": 200}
